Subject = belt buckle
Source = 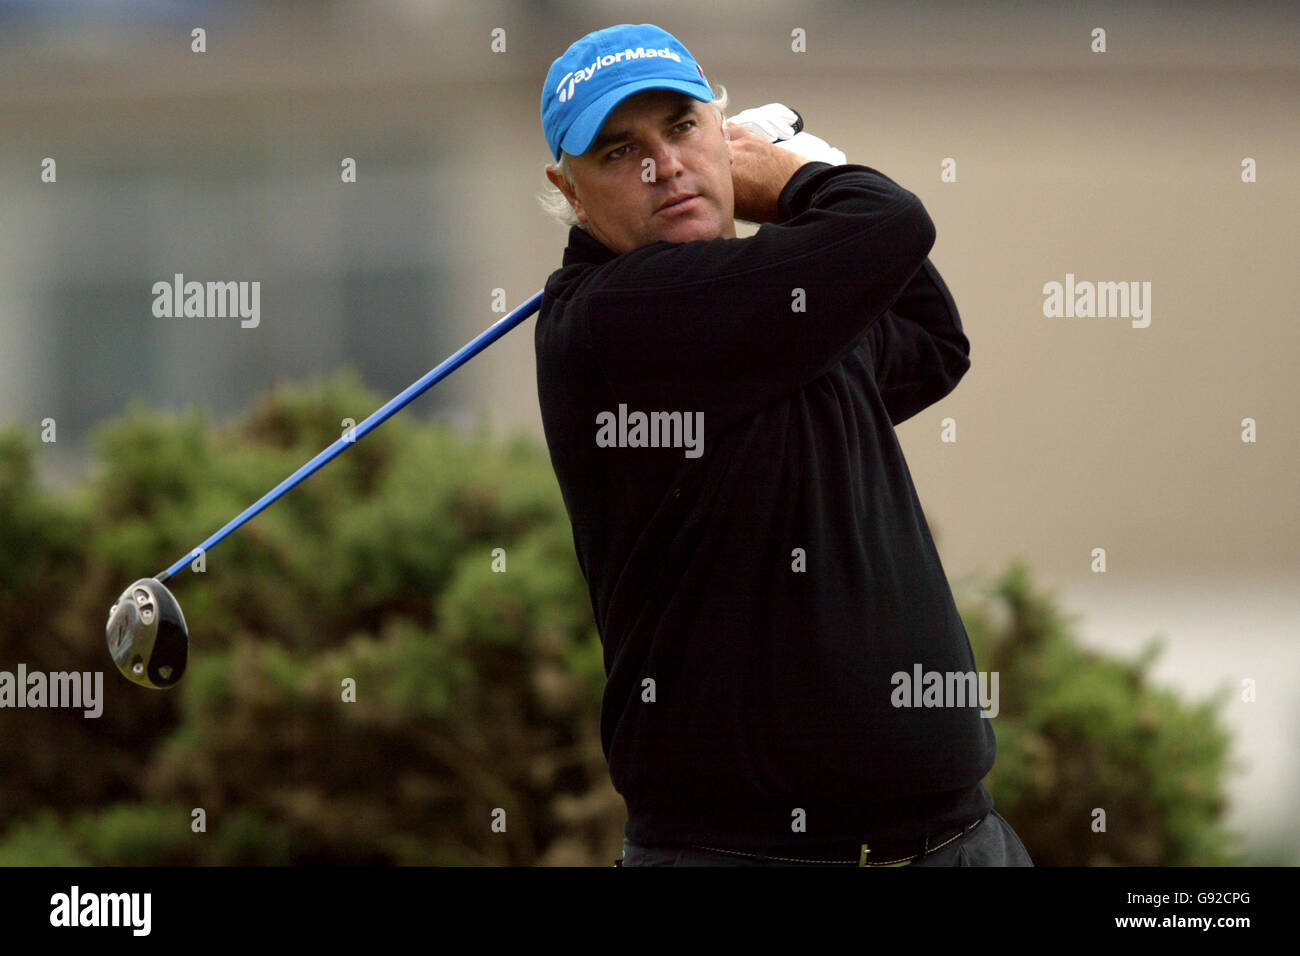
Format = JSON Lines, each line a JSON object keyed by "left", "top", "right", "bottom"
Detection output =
{"left": 858, "top": 843, "right": 913, "bottom": 867}
{"left": 858, "top": 819, "right": 976, "bottom": 867}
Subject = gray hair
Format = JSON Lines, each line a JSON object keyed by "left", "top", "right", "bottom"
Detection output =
{"left": 537, "top": 84, "right": 730, "bottom": 231}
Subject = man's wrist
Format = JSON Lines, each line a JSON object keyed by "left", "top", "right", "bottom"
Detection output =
{"left": 752, "top": 156, "right": 811, "bottom": 224}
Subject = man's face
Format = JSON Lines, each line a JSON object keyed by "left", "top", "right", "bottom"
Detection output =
{"left": 548, "top": 89, "right": 736, "bottom": 254}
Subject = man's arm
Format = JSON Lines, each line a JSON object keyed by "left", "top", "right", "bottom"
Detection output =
{"left": 564, "top": 152, "right": 936, "bottom": 440}
{"left": 866, "top": 258, "right": 971, "bottom": 427}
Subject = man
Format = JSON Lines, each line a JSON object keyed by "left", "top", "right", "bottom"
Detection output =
{"left": 535, "top": 23, "right": 1032, "bottom": 867}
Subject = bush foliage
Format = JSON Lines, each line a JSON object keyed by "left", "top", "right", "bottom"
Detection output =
{"left": 0, "top": 373, "right": 1239, "bottom": 865}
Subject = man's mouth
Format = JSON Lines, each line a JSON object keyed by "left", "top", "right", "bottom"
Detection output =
{"left": 656, "top": 193, "right": 700, "bottom": 213}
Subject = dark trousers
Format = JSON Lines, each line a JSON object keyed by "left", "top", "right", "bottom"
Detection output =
{"left": 619, "top": 809, "right": 1033, "bottom": 866}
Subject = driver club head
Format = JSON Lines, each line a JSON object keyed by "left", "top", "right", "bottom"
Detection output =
{"left": 106, "top": 577, "right": 188, "bottom": 689}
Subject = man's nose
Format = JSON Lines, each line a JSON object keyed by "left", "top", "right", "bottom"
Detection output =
{"left": 647, "top": 138, "right": 685, "bottom": 179}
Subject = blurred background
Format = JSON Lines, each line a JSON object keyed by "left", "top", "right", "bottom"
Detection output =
{"left": 0, "top": 0, "right": 1295, "bottom": 865}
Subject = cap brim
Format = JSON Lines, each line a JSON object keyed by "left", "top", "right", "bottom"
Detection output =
{"left": 558, "top": 78, "right": 714, "bottom": 160}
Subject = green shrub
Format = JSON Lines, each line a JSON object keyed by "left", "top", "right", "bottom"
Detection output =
{"left": 0, "top": 373, "right": 1245, "bottom": 865}
{"left": 962, "top": 562, "right": 1238, "bottom": 865}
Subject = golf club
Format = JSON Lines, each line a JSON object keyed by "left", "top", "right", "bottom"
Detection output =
{"left": 106, "top": 290, "right": 543, "bottom": 689}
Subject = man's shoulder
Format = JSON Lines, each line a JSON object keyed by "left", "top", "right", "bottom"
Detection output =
{"left": 542, "top": 227, "right": 614, "bottom": 307}
{"left": 537, "top": 263, "right": 597, "bottom": 364}
{"left": 540, "top": 263, "right": 592, "bottom": 324}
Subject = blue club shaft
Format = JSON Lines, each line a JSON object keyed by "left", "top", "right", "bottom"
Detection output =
{"left": 156, "top": 289, "right": 544, "bottom": 582}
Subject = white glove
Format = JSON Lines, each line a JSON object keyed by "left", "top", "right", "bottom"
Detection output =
{"left": 774, "top": 131, "right": 847, "bottom": 166}
{"left": 727, "top": 103, "right": 802, "bottom": 143}
{"left": 727, "top": 102, "right": 847, "bottom": 165}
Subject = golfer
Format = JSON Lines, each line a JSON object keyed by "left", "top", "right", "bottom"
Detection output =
{"left": 535, "top": 23, "right": 1031, "bottom": 867}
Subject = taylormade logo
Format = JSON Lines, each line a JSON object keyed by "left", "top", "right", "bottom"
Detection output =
{"left": 50, "top": 886, "right": 151, "bottom": 936}
{"left": 556, "top": 47, "right": 682, "bottom": 103}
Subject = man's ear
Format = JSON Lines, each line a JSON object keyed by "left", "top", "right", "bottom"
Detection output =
{"left": 546, "top": 164, "right": 587, "bottom": 223}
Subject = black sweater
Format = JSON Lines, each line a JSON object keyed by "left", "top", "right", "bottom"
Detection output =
{"left": 534, "top": 161, "right": 996, "bottom": 850}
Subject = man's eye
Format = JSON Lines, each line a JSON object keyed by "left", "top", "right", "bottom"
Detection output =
{"left": 606, "top": 122, "right": 695, "bottom": 161}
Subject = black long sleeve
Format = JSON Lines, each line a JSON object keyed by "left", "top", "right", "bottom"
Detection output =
{"left": 535, "top": 161, "right": 995, "bottom": 851}
{"left": 867, "top": 257, "right": 970, "bottom": 426}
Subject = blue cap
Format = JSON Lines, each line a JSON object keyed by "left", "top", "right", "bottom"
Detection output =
{"left": 541, "top": 23, "right": 713, "bottom": 162}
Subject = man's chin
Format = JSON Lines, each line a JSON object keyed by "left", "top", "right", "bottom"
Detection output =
{"left": 655, "top": 215, "right": 722, "bottom": 244}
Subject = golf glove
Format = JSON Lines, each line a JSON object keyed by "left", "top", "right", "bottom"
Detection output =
{"left": 775, "top": 131, "right": 847, "bottom": 166}
{"left": 728, "top": 102, "right": 848, "bottom": 166}
{"left": 728, "top": 103, "right": 802, "bottom": 143}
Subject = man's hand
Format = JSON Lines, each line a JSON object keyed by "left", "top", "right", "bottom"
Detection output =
{"left": 775, "top": 131, "right": 847, "bottom": 166}
{"left": 726, "top": 121, "right": 811, "bottom": 225}
{"left": 727, "top": 103, "right": 803, "bottom": 143}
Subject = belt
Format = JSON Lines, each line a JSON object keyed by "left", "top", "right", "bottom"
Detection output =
{"left": 682, "top": 813, "right": 987, "bottom": 866}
